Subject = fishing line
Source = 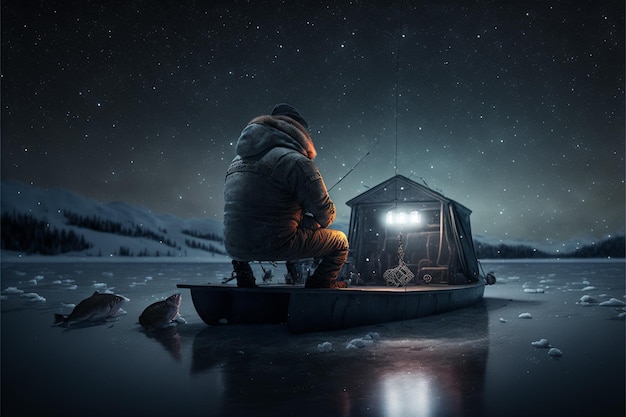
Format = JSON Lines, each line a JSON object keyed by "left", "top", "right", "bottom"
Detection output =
{"left": 392, "top": 0, "right": 403, "bottom": 209}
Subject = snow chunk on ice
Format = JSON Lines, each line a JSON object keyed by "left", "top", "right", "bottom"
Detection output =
{"left": 20, "top": 292, "right": 39, "bottom": 298}
{"left": 578, "top": 295, "right": 598, "bottom": 304}
{"left": 346, "top": 332, "right": 381, "bottom": 349}
{"left": 599, "top": 298, "right": 626, "bottom": 307}
{"left": 618, "top": 312, "right": 626, "bottom": 320}
{"left": 346, "top": 338, "right": 373, "bottom": 349}
{"left": 20, "top": 292, "right": 46, "bottom": 302}
{"left": 548, "top": 348, "right": 563, "bottom": 358}
{"left": 317, "top": 342, "right": 333, "bottom": 352}
{"left": 2, "top": 287, "right": 24, "bottom": 294}
{"left": 524, "top": 288, "right": 545, "bottom": 293}
{"left": 27, "top": 275, "right": 45, "bottom": 285}
{"left": 581, "top": 286, "right": 596, "bottom": 292}
{"left": 531, "top": 339, "right": 551, "bottom": 348}
{"left": 92, "top": 282, "right": 108, "bottom": 289}
{"left": 518, "top": 312, "right": 533, "bottom": 319}
{"left": 499, "top": 318, "right": 507, "bottom": 323}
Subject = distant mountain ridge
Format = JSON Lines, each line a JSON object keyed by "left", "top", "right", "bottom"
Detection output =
{"left": 473, "top": 235, "right": 625, "bottom": 259}
{"left": 1, "top": 181, "right": 227, "bottom": 259}
{"left": 1, "top": 181, "right": 623, "bottom": 259}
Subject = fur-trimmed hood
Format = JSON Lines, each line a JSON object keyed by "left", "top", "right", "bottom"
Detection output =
{"left": 235, "top": 115, "right": 317, "bottom": 160}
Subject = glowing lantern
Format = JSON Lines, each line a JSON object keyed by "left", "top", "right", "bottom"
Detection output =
{"left": 385, "top": 210, "right": 420, "bottom": 226}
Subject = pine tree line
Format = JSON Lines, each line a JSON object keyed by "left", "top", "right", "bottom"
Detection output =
{"left": 181, "top": 229, "right": 223, "bottom": 243}
{"left": 473, "top": 241, "right": 553, "bottom": 259}
{"left": 185, "top": 238, "right": 227, "bottom": 255}
{"left": 474, "top": 235, "right": 625, "bottom": 259}
{"left": 1, "top": 212, "right": 92, "bottom": 255}
{"left": 569, "top": 235, "right": 625, "bottom": 258}
{"left": 63, "top": 210, "right": 178, "bottom": 248}
{"left": 115, "top": 246, "right": 177, "bottom": 257}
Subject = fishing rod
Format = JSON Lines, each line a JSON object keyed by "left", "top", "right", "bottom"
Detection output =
{"left": 392, "top": 0, "right": 404, "bottom": 197}
{"left": 327, "top": 149, "right": 372, "bottom": 192}
{"left": 327, "top": 122, "right": 382, "bottom": 193}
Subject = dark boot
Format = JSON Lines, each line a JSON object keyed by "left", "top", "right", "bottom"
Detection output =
{"left": 285, "top": 262, "right": 301, "bottom": 285}
{"left": 232, "top": 260, "right": 256, "bottom": 288}
{"left": 304, "top": 255, "right": 347, "bottom": 288}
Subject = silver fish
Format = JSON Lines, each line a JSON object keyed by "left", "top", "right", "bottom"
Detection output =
{"left": 54, "top": 291, "right": 129, "bottom": 325}
{"left": 139, "top": 293, "right": 185, "bottom": 331}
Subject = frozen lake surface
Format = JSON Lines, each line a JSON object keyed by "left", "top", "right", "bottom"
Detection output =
{"left": 2, "top": 259, "right": 624, "bottom": 417}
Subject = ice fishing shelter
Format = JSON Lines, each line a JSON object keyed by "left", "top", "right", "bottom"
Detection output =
{"left": 345, "top": 175, "right": 481, "bottom": 285}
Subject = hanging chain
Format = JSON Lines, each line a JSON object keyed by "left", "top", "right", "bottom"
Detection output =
{"left": 383, "top": 231, "right": 415, "bottom": 286}
{"left": 396, "top": 232, "right": 406, "bottom": 265}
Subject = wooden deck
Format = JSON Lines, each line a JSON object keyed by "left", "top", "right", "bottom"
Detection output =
{"left": 177, "top": 282, "right": 486, "bottom": 333}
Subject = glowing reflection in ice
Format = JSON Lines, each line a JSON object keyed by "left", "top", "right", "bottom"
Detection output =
{"left": 382, "top": 372, "right": 433, "bottom": 417}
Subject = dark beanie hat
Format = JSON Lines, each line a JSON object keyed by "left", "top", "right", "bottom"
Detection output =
{"left": 271, "top": 103, "right": 308, "bottom": 128}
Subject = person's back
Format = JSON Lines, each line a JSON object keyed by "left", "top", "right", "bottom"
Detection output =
{"left": 223, "top": 104, "right": 348, "bottom": 288}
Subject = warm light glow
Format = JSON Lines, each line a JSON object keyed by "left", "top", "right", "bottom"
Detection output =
{"left": 382, "top": 372, "right": 433, "bottom": 416}
{"left": 386, "top": 210, "right": 421, "bottom": 226}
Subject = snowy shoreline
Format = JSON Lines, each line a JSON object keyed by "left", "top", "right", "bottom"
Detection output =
{"left": 479, "top": 257, "right": 625, "bottom": 264}
{"left": 1, "top": 252, "right": 623, "bottom": 265}
{"left": 0, "top": 253, "right": 232, "bottom": 264}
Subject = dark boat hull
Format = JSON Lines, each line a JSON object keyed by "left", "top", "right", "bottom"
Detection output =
{"left": 177, "top": 282, "right": 485, "bottom": 333}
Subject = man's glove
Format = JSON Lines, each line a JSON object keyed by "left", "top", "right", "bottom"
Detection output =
{"left": 301, "top": 212, "right": 321, "bottom": 230}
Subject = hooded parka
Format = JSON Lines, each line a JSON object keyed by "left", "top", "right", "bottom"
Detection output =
{"left": 223, "top": 113, "right": 348, "bottom": 284}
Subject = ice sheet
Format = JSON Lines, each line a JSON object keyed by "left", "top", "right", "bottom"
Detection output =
{"left": 1, "top": 260, "right": 624, "bottom": 417}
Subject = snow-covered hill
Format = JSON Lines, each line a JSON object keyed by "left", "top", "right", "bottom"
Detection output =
{"left": 3, "top": 181, "right": 620, "bottom": 261}
{"left": 1, "top": 181, "right": 228, "bottom": 260}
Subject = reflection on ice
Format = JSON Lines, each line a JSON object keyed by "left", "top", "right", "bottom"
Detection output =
{"left": 142, "top": 326, "right": 183, "bottom": 361}
{"left": 383, "top": 372, "right": 434, "bottom": 417}
{"left": 188, "top": 301, "right": 489, "bottom": 416}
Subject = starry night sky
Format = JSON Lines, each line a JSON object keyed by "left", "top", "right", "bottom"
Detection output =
{"left": 2, "top": 1, "right": 624, "bottom": 252}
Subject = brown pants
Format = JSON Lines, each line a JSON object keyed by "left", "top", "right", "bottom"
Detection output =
{"left": 284, "top": 228, "right": 349, "bottom": 282}
{"left": 234, "top": 227, "right": 349, "bottom": 281}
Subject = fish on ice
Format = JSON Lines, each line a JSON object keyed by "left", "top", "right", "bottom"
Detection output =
{"left": 54, "top": 291, "right": 129, "bottom": 325}
{"left": 139, "top": 293, "right": 185, "bottom": 331}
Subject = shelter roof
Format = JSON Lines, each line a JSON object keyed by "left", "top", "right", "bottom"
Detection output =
{"left": 346, "top": 175, "right": 464, "bottom": 208}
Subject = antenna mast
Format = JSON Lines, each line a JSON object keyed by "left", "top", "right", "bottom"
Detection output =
{"left": 393, "top": 34, "right": 400, "bottom": 178}
{"left": 393, "top": 1, "right": 404, "bottom": 178}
